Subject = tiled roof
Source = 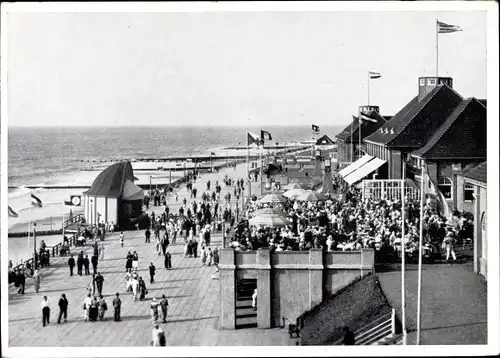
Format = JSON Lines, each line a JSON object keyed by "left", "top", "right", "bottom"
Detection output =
{"left": 364, "top": 85, "right": 463, "bottom": 147}
{"left": 412, "top": 98, "right": 486, "bottom": 159}
{"left": 463, "top": 161, "right": 487, "bottom": 184}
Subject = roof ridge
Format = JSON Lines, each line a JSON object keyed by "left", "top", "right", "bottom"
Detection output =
{"left": 472, "top": 97, "right": 487, "bottom": 109}
{"left": 415, "top": 98, "right": 473, "bottom": 157}
{"left": 387, "top": 84, "right": 463, "bottom": 146}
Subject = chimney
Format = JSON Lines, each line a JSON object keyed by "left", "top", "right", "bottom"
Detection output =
{"left": 359, "top": 105, "right": 380, "bottom": 115}
{"left": 418, "top": 77, "right": 453, "bottom": 101}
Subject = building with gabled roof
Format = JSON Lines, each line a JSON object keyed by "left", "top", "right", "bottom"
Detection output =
{"left": 336, "top": 105, "right": 390, "bottom": 164}
{"left": 408, "top": 97, "right": 486, "bottom": 210}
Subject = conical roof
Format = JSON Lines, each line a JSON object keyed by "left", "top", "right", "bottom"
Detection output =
{"left": 83, "top": 161, "right": 135, "bottom": 198}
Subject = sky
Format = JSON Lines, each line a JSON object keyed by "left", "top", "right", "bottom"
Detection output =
{"left": 4, "top": 7, "right": 488, "bottom": 127}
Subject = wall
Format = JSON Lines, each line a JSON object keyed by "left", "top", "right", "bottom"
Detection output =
{"left": 472, "top": 185, "right": 487, "bottom": 280}
{"left": 389, "top": 150, "right": 402, "bottom": 179}
{"left": 219, "top": 248, "right": 375, "bottom": 329}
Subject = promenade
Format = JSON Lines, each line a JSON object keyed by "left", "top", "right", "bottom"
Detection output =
{"left": 8, "top": 164, "right": 295, "bottom": 346}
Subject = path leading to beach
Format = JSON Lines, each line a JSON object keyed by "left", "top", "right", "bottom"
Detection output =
{"left": 8, "top": 164, "right": 296, "bottom": 346}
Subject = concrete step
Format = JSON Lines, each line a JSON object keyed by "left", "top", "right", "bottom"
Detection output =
{"left": 235, "top": 307, "right": 257, "bottom": 318}
{"left": 235, "top": 315, "right": 258, "bottom": 329}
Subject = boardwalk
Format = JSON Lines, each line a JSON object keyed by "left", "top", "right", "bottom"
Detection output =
{"left": 8, "top": 165, "right": 296, "bottom": 346}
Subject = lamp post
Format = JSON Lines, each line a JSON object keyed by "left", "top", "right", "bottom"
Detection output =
{"left": 33, "top": 223, "right": 37, "bottom": 269}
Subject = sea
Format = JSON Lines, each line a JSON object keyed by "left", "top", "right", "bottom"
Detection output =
{"left": 8, "top": 125, "right": 343, "bottom": 188}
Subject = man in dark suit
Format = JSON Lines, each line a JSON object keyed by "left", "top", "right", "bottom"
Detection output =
{"left": 91, "top": 254, "right": 98, "bottom": 275}
{"left": 95, "top": 272, "right": 104, "bottom": 296}
{"left": 68, "top": 255, "right": 75, "bottom": 276}
{"left": 83, "top": 254, "right": 90, "bottom": 275}
{"left": 77, "top": 251, "right": 84, "bottom": 276}
{"left": 145, "top": 228, "right": 151, "bottom": 243}
{"left": 57, "top": 294, "right": 68, "bottom": 323}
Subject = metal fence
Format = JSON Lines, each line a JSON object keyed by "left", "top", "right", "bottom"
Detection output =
{"left": 362, "top": 179, "right": 420, "bottom": 202}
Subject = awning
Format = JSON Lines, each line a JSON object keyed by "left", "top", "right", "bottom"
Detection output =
{"left": 344, "top": 157, "right": 387, "bottom": 185}
{"left": 338, "top": 154, "right": 374, "bottom": 177}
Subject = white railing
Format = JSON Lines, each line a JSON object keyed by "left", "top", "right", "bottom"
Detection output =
{"left": 362, "top": 179, "right": 420, "bottom": 202}
{"left": 333, "top": 308, "right": 398, "bottom": 345}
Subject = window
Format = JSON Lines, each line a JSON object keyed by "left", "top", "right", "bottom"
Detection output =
{"left": 428, "top": 78, "right": 437, "bottom": 85}
{"left": 464, "top": 183, "right": 475, "bottom": 202}
{"left": 438, "top": 177, "right": 452, "bottom": 199}
{"left": 419, "top": 79, "right": 425, "bottom": 86}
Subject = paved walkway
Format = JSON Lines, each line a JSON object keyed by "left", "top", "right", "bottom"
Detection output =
{"left": 8, "top": 165, "right": 296, "bottom": 346}
{"left": 378, "top": 262, "right": 487, "bottom": 345}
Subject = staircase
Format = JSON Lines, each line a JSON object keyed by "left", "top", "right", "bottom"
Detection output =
{"left": 235, "top": 278, "right": 257, "bottom": 329}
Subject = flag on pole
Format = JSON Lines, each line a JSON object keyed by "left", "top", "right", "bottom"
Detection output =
{"left": 8, "top": 206, "right": 19, "bottom": 218}
{"left": 210, "top": 152, "right": 216, "bottom": 156}
{"left": 437, "top": 20, "right": 462, "bottom": 34}
{"left": 312, "top": 124, "right": 320, "bottom": 134}
{"left": 359, "top": 113, "right": 378, "bottom": 123}
{"left": 421, "top": 165, "right": 452, "bottom": 219}
{"left": 368, "top": 71, "right": 382, "bottom": 79}
{"left": 247, "top": 131, "right": 261, "bottom": 146}
{"left": 260, "top": 129, "right": 272, "bottom": 141}
{"left": 31, "top": 193, "right": 43, "bottom": 208}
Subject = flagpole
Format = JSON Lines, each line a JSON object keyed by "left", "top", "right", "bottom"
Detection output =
{"left": 350, "top": 117, "right": 354, "bottom": 162}
{"left": 259, "top": 143, "right": 263, "bottom": 196}
{"left": 28, "top": 196, "right": 31, "bottom": 266}
{"left": 436, "top": 19, "right": 439, "bottom": 77}
{"left": 401, "top": 176, "right": 407, "bottom": 345}
{"left": 416, "top": 165, "right": 425, "bottom": 345}
{"left": 358, "top": 111, "right": 362, "bottom": 160}
{"left": 367, "top": 72, "right": 370, "bottom": 106}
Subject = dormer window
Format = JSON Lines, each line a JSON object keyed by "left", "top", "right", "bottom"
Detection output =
{"left": 380, "top": 129, "right": 384, "bottom": 134}
{"left": 385, "top": 128, "right": 389, "bottom": 134}
{"left": 390, "top": 128, "right": 394, "bottom": 134}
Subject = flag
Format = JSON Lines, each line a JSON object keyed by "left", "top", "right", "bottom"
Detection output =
{"left": 437, "top": 20, "right": 462, "bottom": 34}
{"left": 422, "top": 166, "right": 452, "bottom": 219}
{"left": 369, "top": 71, "right": 382, "bottom": 79}
{"left": 8, "top": 206, "right": 19, "bottom": 218}
{"left": 312, "top": 124, "right": 320, "bottom": 134}
{"left": 31, "top": 193, "right": 43, "bottom": 208}
{"left": 359, "top": 113, "right": 378, "bottom": 123}
{"left": 210, "top": 152, "right": 216, "bottom": 156}
{"left": 261, "top": 129, "right": 272, "bottom": 141}
{"left": 247, "top": 131, "right": 261, "bottom": 146}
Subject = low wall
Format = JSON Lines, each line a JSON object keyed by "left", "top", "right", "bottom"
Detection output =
{"left": 219, "top": 248, "right": 374, "bottom": 329}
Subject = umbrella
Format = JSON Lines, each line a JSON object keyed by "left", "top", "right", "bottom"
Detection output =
{"left": 249, "top": 212, "right": 291, "bottom": 227}
{"left": 283, "top": 188, "right": 310, "bottom": 199}
{"left": 253, "top": 207, "right": 285, "bottom": 216}
{"left": 282, "top": 182, "right": 302, "bottom": 190}
{"left": 295, "top": 190, "right": 327, "bottom": 202}
{"left": 259, "top": 193, "right": 287, "bottom": 204}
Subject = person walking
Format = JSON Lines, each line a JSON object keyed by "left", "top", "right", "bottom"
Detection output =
{"left": 41, "top": 296, "right": 50, "bottom": 327}
{"left": 83, "top": 255, "right": 90, "bottom": 275}
{"left": 164, "top": 251, "right": 172, "bottom": 270}
{"left": 113, "top": 293, "right": 122, "bottom": 321}
{"left": 132, "top": 251, "right": 139, "bottom": 271}
{"left": 343, "top": 326, "right": 355, "bottom": 345}
{"left": 443, "top": 231, "right": 457, "bottom": 262}
{"left": 151, "top": 324, "right": 166, "bottom": 346}
{"left": 17, "top": 270, "right": 25, "bottom": 294}
{"left": 119, "top": 231, "right": 125, "bottom": 247}
{"left": 77, "top": 251, "right": 84, "bottom": 276}
{"left": 213, "top": 247, "right": 220, "bottom": 272}
{"left": 125, "top": 251, "right": 133, "bottom": 273}
{"left": 95, "top": 272, "right": 104, "bottom": 296}
{"left": 251, "top": 288, "right": 258, "bottom": 311}
{"left": 33, "top": 269, "right": 41, "bottom": 293}
{"left": 98, "top": 295, "right": 108, "bottom": 321}
{"left": 91, "top": 254, "right": 98, "bottom": 275}
{"left": 68, "top": 255, "right": 76, "bottom": 276}
{"left": 149, "top": 262, "right": 156, "bottom": 284}
{"left": 99, "top": 242, "right": 105, "bottom": 260}
{"left": 150, "top": 297, "right": 159, "bottom": 322}
{"left": 201, "top": 246, "right": 207, "bottom": 265}
{"left": 57, "top": 293, "right": 68, "bottom": 324}
{"left": 145, "top": 228, "right": 151, "bottom": 244}
{"left": 83, "top": 293, "right": 92, "bottom": 322}
{"left": 131, "top": 276, "right": 139, "bottom": 301}
{"left": 159, "top": 294, "right": 169, "bottom": 323}
{"left": 87, "top": 274, "right": 96, "bottom": 296}
{"left": 207, "top": 247, "right": 213, "bottom": 266}
{"left": 138, "top": 276, "right": 148, "bottom": 301}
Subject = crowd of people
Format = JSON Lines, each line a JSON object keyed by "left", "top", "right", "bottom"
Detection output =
{"left": 230, "top": 174, "right": 474, "bottom": 263}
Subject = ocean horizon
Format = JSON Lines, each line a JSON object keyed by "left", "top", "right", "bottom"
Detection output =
{"left": 8, "top": 125, "right": 344, "bottom": 188}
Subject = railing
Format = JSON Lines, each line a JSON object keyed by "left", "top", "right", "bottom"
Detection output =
{"left": 63, "top": 213, "right": 85, "bottom": 228}
{"left": 332, "top": 308, "right": 397, "bottom": 345}
{"left": 362, "top": 179, "right": 420, "bottom": 202}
